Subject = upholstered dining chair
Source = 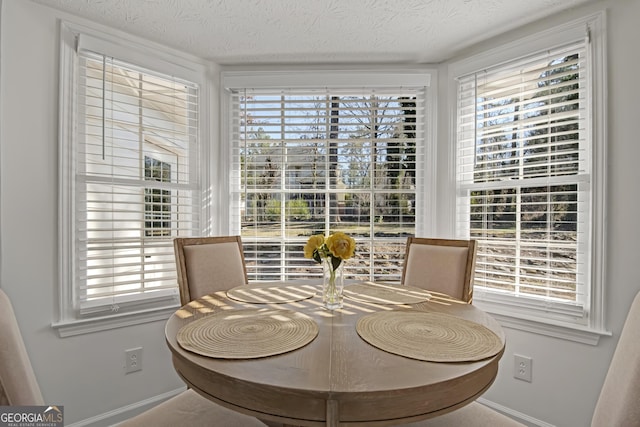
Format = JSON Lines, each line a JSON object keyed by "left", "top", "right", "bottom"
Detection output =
{"left": 118, "top": 389, "right": 268, "bottom": 426}
{"left": 401, "top": 290, "right": 640, "bottom": 427}
{"left": 399, "top": 402, "right": 525, "bottom": 426}
{"left": 173, "top": 235, "right": 248, "bottom": 306}
{"left": 401, "top": 237, "right": 477, "bottom": 303}
{"left": 0, "top": 289, "right": 266, "bottom": 427}
{"left": 173, "top": 237, "right": 284, "bottom": 427}
{"left": 0, "top": 289, "right": 44, "bottom": 406}
{"left": 591, "top": 290, "right": 640, "bottom": 426}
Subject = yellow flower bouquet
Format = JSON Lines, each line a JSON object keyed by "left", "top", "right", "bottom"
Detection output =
{"left": 304, "top": 232, "right": 356, "bottom": 309}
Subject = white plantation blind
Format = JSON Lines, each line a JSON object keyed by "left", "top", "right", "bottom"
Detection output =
{"left": 456, "top": 40, "right": 591, "bottom": 320}
{"left": 76, "top": 50, "right": 200, "bottom": 314}
{"left": 228, "top": 85, "right": 426, "bottom": 282}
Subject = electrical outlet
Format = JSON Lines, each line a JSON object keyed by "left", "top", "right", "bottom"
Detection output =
{"left": 125, "top": 347, "right": 143, "bottom": 374}
{"left": 514, "top": 354, "right": 532, "bottom": 382}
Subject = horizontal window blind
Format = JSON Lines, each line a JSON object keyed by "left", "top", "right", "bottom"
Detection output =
{"left": 456, "top": 40, "right": 590, "bottom": 318}
{"left": 229, "top": 87, "right": 426, "bottom": 282}
{"left": 76, "top": 51, "right": 200, "bottom": 313}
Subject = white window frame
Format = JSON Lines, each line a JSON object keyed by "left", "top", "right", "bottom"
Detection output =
{"left": 54, "top": 21, "right": 209, "bottom": 337}
{"left": 220, "top": 69, "right": 438, "bottom": 276}
{"left": 448, "top": 12, "right": 608, "bottom": 344}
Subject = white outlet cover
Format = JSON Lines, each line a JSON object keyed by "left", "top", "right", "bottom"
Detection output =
{"left": 514, "top": 354, "right": 532, "bottom": 382}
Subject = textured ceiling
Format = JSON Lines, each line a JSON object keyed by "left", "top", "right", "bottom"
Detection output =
{"left": 30, "top": 0, "right": 595, "bottom": 65}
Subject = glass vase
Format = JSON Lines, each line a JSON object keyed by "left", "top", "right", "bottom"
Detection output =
{"left": 322, "top": 257, "right": 344, "bottom": 310}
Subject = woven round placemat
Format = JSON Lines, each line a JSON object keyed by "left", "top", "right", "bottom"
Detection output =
{"left": 177, "top": 308, "right": 319, "bottom": 359}
{"left": 344, "top": 282, "right": 431, "bottom": 305}
{"left": 226, "top": 283, "right": 317, "bottom": 304}
{"left": 356, "top": 311, "right": 503, "bottom": 362}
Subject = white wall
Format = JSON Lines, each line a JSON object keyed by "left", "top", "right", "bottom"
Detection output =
{"left": 437, "top": 1, "right": 640, "bottom": 426}
{"left": 1, "top": 0, "right": 639, "bottom": 426}
{"left": 0, "top": 1, "right": 190, "bottom": 425}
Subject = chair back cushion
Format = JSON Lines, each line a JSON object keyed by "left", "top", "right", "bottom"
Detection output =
{"left": 591, "top": 291, "right": 640, "bottom": 426}
{"left": 403, "top": 244, "right": 470, "bottom": 301}
{"left": 183, "top": 241, "right": 247, "bottom": 300}
{"left": 0, "top": 290, "right": 44, "bottom": 405}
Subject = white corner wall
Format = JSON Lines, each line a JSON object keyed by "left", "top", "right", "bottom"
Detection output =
{"left": 0, "top": 1, "right": 188, "bottom": 425}
{"left": 2, "top": 0, "right": 639, "bottom": 426}
{"left": 438, "top": 0, "right": 640, "bottom": 426}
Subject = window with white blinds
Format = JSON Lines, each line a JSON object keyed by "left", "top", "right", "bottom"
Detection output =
{"left": 456, "top": 39, "right": 593, "bottom": 322}
{"left": 228, "top": 84, "right": 427, "bottom": 282}
{"left": 72, "top": 50, "right": 200, "bottom": 315}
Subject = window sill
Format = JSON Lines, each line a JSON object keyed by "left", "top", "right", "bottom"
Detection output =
{"left": 474, "top": 300, "right": 611, "bottom": 345}
{"left": 52, "top": 304, "right": 179, "bottom": 337}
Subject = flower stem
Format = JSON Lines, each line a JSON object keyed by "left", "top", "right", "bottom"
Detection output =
{"left": 323, "top": 257, "right": 341, "bottom": 306}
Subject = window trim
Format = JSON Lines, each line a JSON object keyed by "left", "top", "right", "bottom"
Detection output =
{"left": 54, "top": 20, "right": 209, "bottom": 337}
{"left": 447, "top": 12, "right": 608, "bottom": 344}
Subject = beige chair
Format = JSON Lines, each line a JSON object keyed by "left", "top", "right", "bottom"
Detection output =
{"left": 0, "top": 289, "right": 265, "bottom": 426}
{"left": 118, "top": 389, "right": 268, "bottom": 426}
{"left": 174, "top": 235, "right": 248, "bottom": 305}
{"left": 173, "top": 237, "right": 283, "bottom": 426}
{"left": 0, "top": 289, "right": 44, "bottom": 406}
{"left": 591, "top": 290, "right": 640, "bottom": 426}
{"left": 401, "top": 237, "right": 477, "bottom": 303}
{"left": 399, "top": 402, "right": 525, "bottom": 426}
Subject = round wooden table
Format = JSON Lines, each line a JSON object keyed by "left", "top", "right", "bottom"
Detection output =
{"left": 165, "top": 282, "right": 505, "bottom": 427}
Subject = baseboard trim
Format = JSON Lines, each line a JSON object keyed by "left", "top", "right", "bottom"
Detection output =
{"left": 65, "top": 387, "right": 186, "bottom": 427}
{"left": 478, "top": 397, "right": 555, "bottom": 427}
